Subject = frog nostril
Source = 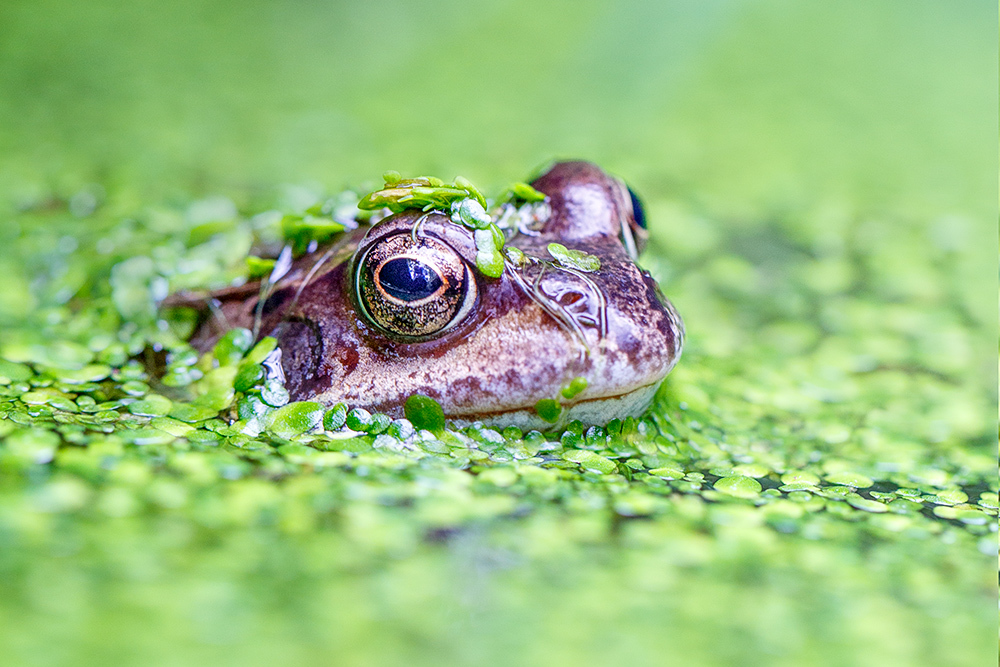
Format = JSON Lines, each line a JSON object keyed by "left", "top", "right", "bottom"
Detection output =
{"left": 558, "top": 292, "right": 585, "bottom": 308}
{"left": 377, "top": 257, "right": 443, "bottom": 302}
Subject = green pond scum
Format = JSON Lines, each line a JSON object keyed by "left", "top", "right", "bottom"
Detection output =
{"left": 0, "top": 1, "right": 995, "bottom": 666}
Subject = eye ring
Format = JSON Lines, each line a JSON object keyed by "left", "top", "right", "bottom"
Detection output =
{"left": 354, "top": 233, "right": 478, "bottom": 339}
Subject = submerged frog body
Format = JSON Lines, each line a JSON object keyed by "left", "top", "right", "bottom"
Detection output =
{"left": 185, "top": 161, "right": 683, "bottom": 429}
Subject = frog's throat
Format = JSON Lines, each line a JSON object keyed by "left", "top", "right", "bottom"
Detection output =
{"left": 446, "top": 381, "right": 662, "bottom": 432}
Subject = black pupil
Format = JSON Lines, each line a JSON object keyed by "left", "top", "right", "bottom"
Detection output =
{"left": 377, "top": 257, "right": 443, "bottom": 302}
{"left": 627, "top": 187, "right": 647, "bottom": 229}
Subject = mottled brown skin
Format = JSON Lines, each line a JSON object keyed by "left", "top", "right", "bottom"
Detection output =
{"left": 181, "top": 162, "right": 684, "bottom": 427}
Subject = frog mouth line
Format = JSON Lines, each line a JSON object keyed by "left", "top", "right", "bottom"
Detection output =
{"left": 443, "top": 381, "right": 662, "bottom": 430}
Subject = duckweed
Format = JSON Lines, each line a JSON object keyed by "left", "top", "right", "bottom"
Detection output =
{"left": 127, "top": 394, "right": 172, "bottom": 417}
{"left": 534, "top": 398, "right": 562, "bottom": 423}
{"left": 404, "top": 394, "right": 445, "bottom": 433}
{"left": 323, "top": 403, "right": 349, "bottom": 431}
{"left": 265, "top": 402, "right": 325, "bottom": 439}
{"left": 824, "top": 472, "right": 874, "bottom": 488}
{"left": 561, "top": 376, "right": 588, "bottom": 400}
{"left": 345, "top": 408, "right": 374, "bottom": 432}
{"left": 563, "top": 449, "right": 618, "bottom": 475}
{"left": 474, "top": 226, "right": 506, "bottom": 278}
{"left": 713, "top": 475, "right": 762, "bottom": 498}
{"left": 0, "top": 3, "right": 994, "bottom": 666}
{"left": 547, "top": 242, "right": 602, "bottom": 272}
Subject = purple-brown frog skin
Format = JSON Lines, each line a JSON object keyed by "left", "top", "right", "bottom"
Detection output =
{"left": 184, "top": 161, "right": 684, "bottom": 430}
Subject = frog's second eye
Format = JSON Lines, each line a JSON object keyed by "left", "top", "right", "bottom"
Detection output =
{"left": 355, "top": 234, "right": 477, "bottom": 338}
{"left": 615, "top": 179, "right": 650, "bottom": 259}
{"left": 626, "top": 186, "right": 647, "bottom": 229}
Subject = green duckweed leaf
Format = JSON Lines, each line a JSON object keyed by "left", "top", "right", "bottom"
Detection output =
{"left": 56, "top": 364, "right": 112, "bottom": 385}
{"left": 732, "top": 463, "right": 770, "bottom": 478}
{"left": 359, "top": 183, "right": 466, "bottom": 213}
{"left": 120, "top": 380, "right": 149, "bottom": 397}
{"left": 128, "top": 394, "right": 173, "bottom": 418}
{"left": 847, "top": 496, "right": 888, "bottom": 513}
{"left": 357, "top": 187, "right": 410, "bottom": 212}
{"left": 534, "top": 398, "right": 561, "bottom": 423}
{"left": 233, "top": 363, "right": 265, "bottom": 393}
{"left": 167, "top": 348, "right": 199, "bottom": 367}
{"left": 563, "top": 449, "right": 617, "bottom": 474}
{"left": 561, "top": 377, "right": 588, "bottom": 400}
{"left": 246, "top": 256, "right": 276, "bottom": 279}
{"left": 474, "top": 225, "right": 505, "bottom": 278}
{"left": 714, "top": 475, "right": 762, "bottom": 498}
{"left": 360, "top": 174, "right": 490, "bottom": 220}
{"left": 0, "top": 359, "right": 32, "bottom": 383}
{"left": 547, "top": 243, "right": 601, "bottom": 272}
{"left": 345, "top": 408, "right": 373, "bottom": 432}
{"left": 450, "top": 198, "right": 492, "bottom": 230}
{"left": 260, "top": 380, "right": 290, "bottom": 407}
{"left": 504, "top": 247, "right": 527, "bottom": 267}
{"left": 161, "top": 367, "right": 202, "bottom": 388}
{"left": 510, "top": 182, "right": 546, "bottom": 202}
{"left": 978, "top": 492, "right": 998, "bottom": 509}
{"left": 281, "top": 214, "right": 346, "bottom": 253}
{"left": 266, "top": 401, "right": 325, "bottom": 439}
{"left": 780, "top": 471, "right": 821, "bottom": 485}
{"left": 245, "top": 337, "right": 278, "bottom": 365}
{"left": 404, "top": 394, "right": 445, "bottom": 433}
{"left": 213, "top": 328, "right": 254, "bottom": 366}
{"left": 149, "top": 417, "right": 195, "bottom": 437}
{"left": 317, "top": 403, "right": 347, "bottom": 431}
{"left": 367, "top": 413, "right": 392, "bottom": 435}
{"left": 121, "top": 428, "right": 176, "bottom": 446}
{"left": 238, "top": 394, "right": 271, "bottom": 421}
{"left": 824, "top": 472, "right": 874, "bottom": 488}
{"left": 453, "top": 176, "right": 487, "bottom": 209}
{"left": 648, "top": 465, "right": 684, "bottom": 480}
{"left": 934, "top": 489, "right": 969, "bottom": 505}
{"left": 167, "top": 404, "right": 219, "bottom": 424}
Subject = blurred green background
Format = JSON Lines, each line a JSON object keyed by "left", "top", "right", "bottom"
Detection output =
{"left": 0, "top": 1, "right": 996, "bottom": 666}
{"left": 1, "top": 0, "right": 993, "bottom": 219}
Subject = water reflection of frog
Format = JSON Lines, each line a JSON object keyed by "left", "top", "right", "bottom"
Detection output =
{"left": 186, "top": 162, "right": 683, "bottom": 429}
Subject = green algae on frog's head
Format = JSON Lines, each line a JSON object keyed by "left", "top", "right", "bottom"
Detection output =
{"left": 183, "top": 162, "right": 684, "bottom": 430}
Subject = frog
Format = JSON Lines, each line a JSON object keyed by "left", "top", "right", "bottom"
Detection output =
{"left": 178, "top": 161, "right": 683, "bottom": 430}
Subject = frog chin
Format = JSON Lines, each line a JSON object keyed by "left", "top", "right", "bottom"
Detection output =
{"left": 446, "top": 380, "right": 662, "bottom": 432}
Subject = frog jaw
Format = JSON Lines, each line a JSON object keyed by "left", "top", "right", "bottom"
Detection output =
{"left": 444, "top": 381, "right": 664, "bottom": 432}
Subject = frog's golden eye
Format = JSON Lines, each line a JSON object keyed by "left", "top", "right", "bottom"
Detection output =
{"left": 355, "top": 234, "right": 477, "bottom": 338}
